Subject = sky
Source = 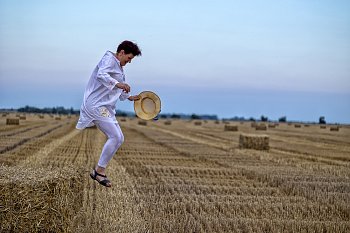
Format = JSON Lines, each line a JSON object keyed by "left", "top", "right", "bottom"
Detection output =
{"left": 0, "top": 0, "right": 349, "bottom": 123}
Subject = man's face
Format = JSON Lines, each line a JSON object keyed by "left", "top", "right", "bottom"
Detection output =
{"left": 119, "top": 50, "right": 135, "bottom": 67}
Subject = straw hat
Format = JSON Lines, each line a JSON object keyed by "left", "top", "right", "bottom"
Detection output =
{"left": 134, "top": 91, "right": 161, "bottom": 120}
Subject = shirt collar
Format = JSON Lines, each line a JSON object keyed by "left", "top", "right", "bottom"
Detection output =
{"left": 107, "top": 50, "right": 123, "bottom": 70}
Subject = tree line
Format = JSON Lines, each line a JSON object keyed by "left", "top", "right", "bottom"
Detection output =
{"left": 17, "top": 105, "right": 79, "bottom": 115}
{"left": 7, "top": 105, "right": 328, "bottom": 124}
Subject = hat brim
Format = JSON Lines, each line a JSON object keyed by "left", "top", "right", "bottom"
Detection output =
{"left": 134, "top": 91, "right": 161, "bottom": 120}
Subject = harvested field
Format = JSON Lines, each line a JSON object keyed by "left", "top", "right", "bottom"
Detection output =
{"left": 0, "top": 114, "right": 350, "bottom": 232}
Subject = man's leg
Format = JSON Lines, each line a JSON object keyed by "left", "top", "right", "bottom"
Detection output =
{"left": 92, "top": 121, "right": 124, "bottom": 186}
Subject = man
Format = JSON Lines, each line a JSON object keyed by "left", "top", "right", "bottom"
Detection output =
{"left": 76, "top": 40, "right": 142, "bottom": 187}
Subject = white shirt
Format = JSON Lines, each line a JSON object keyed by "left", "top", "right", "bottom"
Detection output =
{"left": 76, "top": 51, "right": 130, "bottom": 129}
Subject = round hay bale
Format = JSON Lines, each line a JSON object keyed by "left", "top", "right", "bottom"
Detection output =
{"left": 239, "top": 133, "right": 269, "bottom": 151}
{"left": 194, "top": 121, "right": 202, "bottom": 126}
{"left": 6, "top": 118, "right": 19, "bottom": 125}
{"left": 164, "top": 120, "right": 172, "bottom": 125}
{"left": 251, "top": 122, "right": 257, "bottom": 128}
{"left": 294, "top": 124, "right": 302, "bottom": 128}
{"left": 55, "top": 117, "right": 61, "bottom": 120}
{"left": 268, "top": 124, "right": 276, "bottom": 128}
{"left": 320, "top": 125, "right": 327, "bottom": 129}
{"left": 224, "top": 125, "right": 238, "bottom": 131}
{"left": 119, "top": 118, "right": 127, "bottom": 122}
{"left": 215, "top": 120, "right": 220, "bottom": 124}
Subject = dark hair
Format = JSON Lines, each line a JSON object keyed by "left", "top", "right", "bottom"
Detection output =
{"left": 117, "top": 40, "right": 142, "bottom": 56}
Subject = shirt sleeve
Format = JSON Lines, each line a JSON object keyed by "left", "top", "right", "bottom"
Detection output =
{"left": 96, "top": 55, "right": 119, "bottom": 91}
{"left": 119, "top": 91, "right": 130, "bottom": 101}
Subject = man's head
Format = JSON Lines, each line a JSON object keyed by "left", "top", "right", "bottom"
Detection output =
{"left": 116, "top": 40, "right": 142, "bottom": 66}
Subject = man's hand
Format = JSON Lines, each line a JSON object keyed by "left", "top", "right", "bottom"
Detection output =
{"left": 128, "top": 95, "right": 141, "bottom": 101}
{"left": 116, "top": 83, "right": 130, "bottom": 93}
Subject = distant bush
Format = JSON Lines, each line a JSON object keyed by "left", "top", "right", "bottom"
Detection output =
{"left": 159, "top": 114, "right": 168, "bottom": 119}
{"left": 170, "top": 114, "right": 181, "bottom": 119}
{"left": 260, "top": 115, "right": 268, "bottom": 122}
{"left": 18, "top": 105, "right": 78, "bottom": 115}
{"left": 319, "top": 116, "right": 326, "bottom": 124}
{"left": 191, "top": 114, "right": 201, "bottom": 120}
{"left": 279, "top": 116, "right": 287, "bottom": 123}
{"left": 116, "top": 111, "right": 127, "bottom": 117}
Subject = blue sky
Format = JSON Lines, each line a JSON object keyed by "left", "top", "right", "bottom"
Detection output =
{"left": 0, "top": 0, "right": 349, "bottom": 123}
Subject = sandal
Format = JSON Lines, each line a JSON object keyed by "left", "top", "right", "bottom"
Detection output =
{"left": 90, "top": 169, "right": 111, "bottom": 187}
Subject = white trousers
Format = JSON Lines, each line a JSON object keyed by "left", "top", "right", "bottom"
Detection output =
{"left": 94, "top": 121, "right": 124, "bottom": 168}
